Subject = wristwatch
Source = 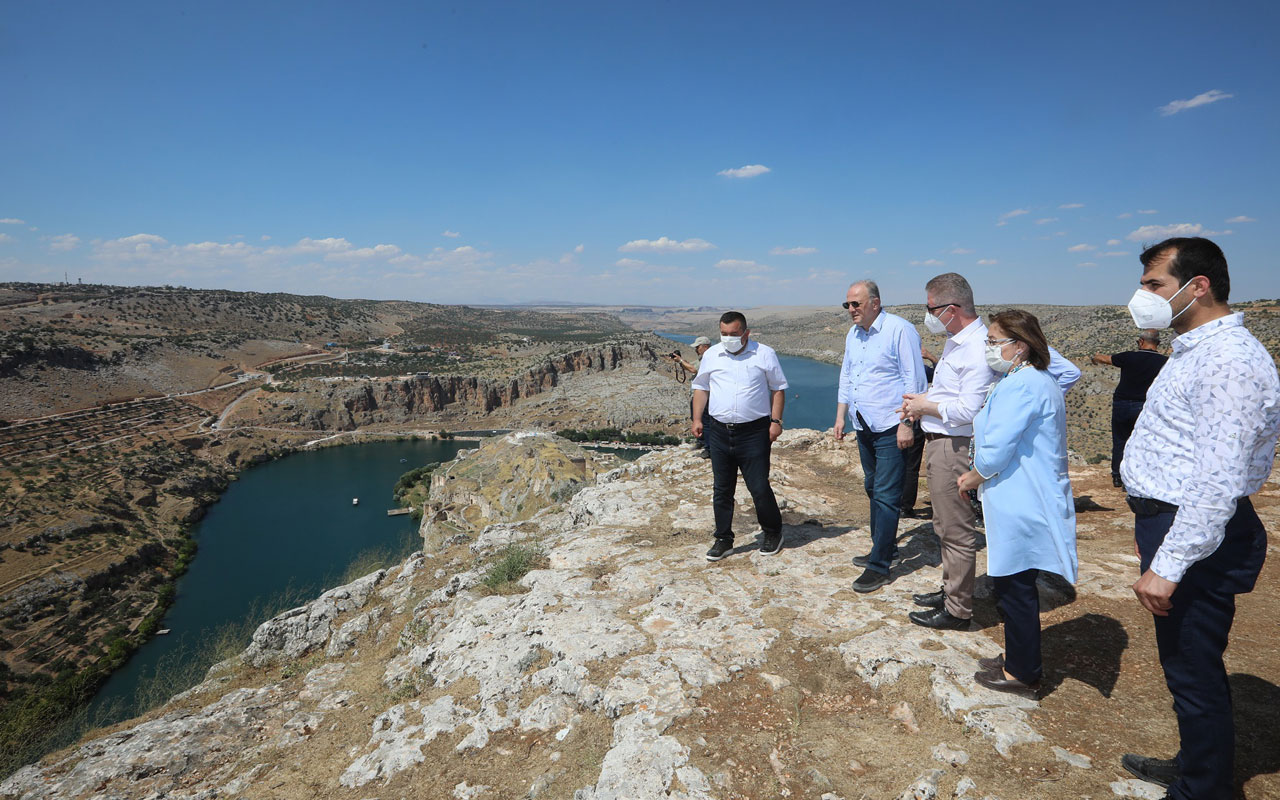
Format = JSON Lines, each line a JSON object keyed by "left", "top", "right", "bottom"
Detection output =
{"left": 770, "top": 418, "right": 782, "bottom": 425}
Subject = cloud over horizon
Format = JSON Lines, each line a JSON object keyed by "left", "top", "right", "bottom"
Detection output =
{"left": 1158, "top": 89, "right": 1234, "bottom": 116}
{"left": 618, "top": 236, "right": 716, "bottom": 253}
{"left": 717, "top": 164, "right": 771, "bottom": 179}
{"left": 770, "top": 245, "right": 817, "bottom": 255}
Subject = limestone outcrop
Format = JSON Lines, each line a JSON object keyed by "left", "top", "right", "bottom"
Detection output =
{"left": 418, "top": 431, "right": 621, "bottom": 549}
{"left": 6, "top": 431, "right": 1274, "bottom": 799}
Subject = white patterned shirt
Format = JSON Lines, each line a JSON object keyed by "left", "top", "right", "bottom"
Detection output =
{"left": 692, "top": 339, "right": 789, "bottom": 423}
{"left": 1121, "top": 313, "right": 1280, "bottom": 583}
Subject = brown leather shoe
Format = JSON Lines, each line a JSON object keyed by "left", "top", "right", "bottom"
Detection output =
{"left": 974, "top": 665, "right": 1039, "bottom": 699}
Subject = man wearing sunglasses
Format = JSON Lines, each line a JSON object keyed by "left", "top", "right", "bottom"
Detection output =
{"left": 834, "top": 280, "right": 927, "bottom": 592}
{"left": 899, "top": 273, "right": 999, "bottom": 629}
{"left": 1090, "top": 330, "right": 1167, "bottom": 490}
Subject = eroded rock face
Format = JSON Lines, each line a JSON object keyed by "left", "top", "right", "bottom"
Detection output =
{"left": 418, "top": 431, "right": 621, "bottom": 549}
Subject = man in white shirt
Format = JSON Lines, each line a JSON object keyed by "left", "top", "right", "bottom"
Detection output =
{"left": 834, "top": 280, "right": 927, "bottom": 592}
{"left": 1116, "top": 238, "right": 1280, "bottom": 800}
{"left": 899, "top": 273, "right": 999, "bottom": 630}
{"left": 692, "top": 312, "right": 789, "bottom": 562}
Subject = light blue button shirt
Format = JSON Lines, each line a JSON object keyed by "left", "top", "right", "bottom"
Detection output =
{"left": 837, "top": 311, "right": 928, "bottom": 433}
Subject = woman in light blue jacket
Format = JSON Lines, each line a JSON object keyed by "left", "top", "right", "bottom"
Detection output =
{"left": 957, "top": 309, "right": 1077, "bottom": 698}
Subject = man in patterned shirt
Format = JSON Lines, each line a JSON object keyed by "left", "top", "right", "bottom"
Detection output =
{"left": 1118, "top": 237, "right": 1280, "bottom": 800}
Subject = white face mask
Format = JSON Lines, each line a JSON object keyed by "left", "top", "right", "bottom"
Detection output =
{"left": 720, "top": 334, "right": 746, "bottom": 353}
{"left": 923, "top": 306, "right": 951, "bottom": 336}
{"left": 984, "top": 343, "right": 1016, "bottom": 374}
{"left": 1128, "top": 280, "right": 1195, "bottom": 329}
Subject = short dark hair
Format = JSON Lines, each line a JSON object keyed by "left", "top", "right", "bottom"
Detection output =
{"left": 988, "top": 309, "right": 1050, "bottom": 370}
{"left": 1139, "top": 237, "right": 1230, "bottom": 303}
{"left": 719, "top": 311, "right": 747, "bottom": 328}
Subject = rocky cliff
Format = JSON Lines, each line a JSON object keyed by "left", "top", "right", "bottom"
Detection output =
{"left": 5, "top": 433, "right": 1278, "bottom": 799}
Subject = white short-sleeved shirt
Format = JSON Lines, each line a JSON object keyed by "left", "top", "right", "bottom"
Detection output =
{"left": 692, "top": 339, "right": 789, "bottom": 424}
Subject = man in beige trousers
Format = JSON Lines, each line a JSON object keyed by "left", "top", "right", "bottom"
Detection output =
{"left": 899, "top": 273, "right": 998, "bottom": 629}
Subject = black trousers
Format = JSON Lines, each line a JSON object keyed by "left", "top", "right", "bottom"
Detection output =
{"left": 992, "top": 569, "right": 1042, "bottom": 684}
{"left": 1110, "top": 398, "right": 1144, "bottom": 478}
{"left": 899, "top": 421, "right": 924, "bottom": 511}
{"left": 1134, "top": 497, "right": 1266, "bottom": 800}
{"left": 704, "top": 415, "right": 781, "bottom": 543}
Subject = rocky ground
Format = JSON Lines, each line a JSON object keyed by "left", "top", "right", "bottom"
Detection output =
{"left": 5, "top": 431, "right": 1278, "bottom": 799}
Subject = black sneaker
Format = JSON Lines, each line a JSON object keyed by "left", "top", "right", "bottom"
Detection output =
{"left": 852, "top": 552, "right": 902, "bottom": 569}
{"left": 851, "top": 568, "right": 891, "bottom": 593}
{"left": 705, "top": 540, "right": 733, "bottom": 561}
{"left": 758, "top": 530, "right": 783, "bottom": 555}
{"left": 1121, "top": 754, "right": 1179, "bottom": 789}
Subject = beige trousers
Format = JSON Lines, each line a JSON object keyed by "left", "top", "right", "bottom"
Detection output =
{"left": 926, "top": 435, "right": 977, "bottom": 619}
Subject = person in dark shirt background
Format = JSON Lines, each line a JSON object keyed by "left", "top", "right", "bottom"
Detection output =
{"left": 1091, "top": 330, "right": 1168, "bottom": 489}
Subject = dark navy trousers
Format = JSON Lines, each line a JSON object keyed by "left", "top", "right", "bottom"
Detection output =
{"left": 1135, "top": 497, "right": 1266, "bottom": 800}
{"left": 993, "top": 568, "right": 1042, "bottom": 684}
{"left": 705, "top": 416, "right": 781, "bottom": 544}
{"left": 1111, "top": 398, "right": 1145, "bottom": 479}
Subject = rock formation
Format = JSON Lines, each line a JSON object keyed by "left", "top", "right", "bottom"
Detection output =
{"left": 5, "top": 431, "right": 1276, "bottom": 799}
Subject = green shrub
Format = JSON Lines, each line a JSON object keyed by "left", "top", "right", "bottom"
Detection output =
{"left": 481, "top": 543, "right": 546, "bottom": 592}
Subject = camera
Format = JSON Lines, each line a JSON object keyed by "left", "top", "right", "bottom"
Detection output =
{"left": 668, "top": 350, "right": 682, "bottom": 359}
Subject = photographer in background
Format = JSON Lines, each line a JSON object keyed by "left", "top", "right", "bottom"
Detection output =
{"left": 671, "top": 337, "right": 712, "bottom": 455}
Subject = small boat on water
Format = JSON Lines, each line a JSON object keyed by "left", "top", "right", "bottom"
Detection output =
{"left": 399, "top": 458, "right": 407, "bottom": 463}
{"left": 352, "top": 497, "right": 359, "bottom": 506}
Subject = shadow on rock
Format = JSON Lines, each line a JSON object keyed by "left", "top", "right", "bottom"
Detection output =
{"left": 1231, "top": 673, "right": 1280, "bottom": 793}
{"left": 1073, "top": 494, "right": 1115, "bottom": 513}
{"left": 775, "top": 521, "right": 857, "bottom": 550}
{"left": 1039, "top": 613, "right": 1128, "bottom": 698}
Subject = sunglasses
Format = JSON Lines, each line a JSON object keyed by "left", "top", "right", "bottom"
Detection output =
{"left": 841, "top": 300, "right": 863, "bottom": 310}
{"left": 926, "top": 302, "right": 956, "bottom": 313}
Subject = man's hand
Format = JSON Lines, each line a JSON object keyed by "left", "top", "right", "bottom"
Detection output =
{"left": 691, "top": 419, "right": 703, "bottom": 438}
{"left": 769, "top": 421, "right": 782, "bottom": 443}
{"left": 900, "top": 392, "right": 928, "bottom": 421}
{"left": 956, "top": 468, "right": 984, "bottom": 497}
{"left": 834, "top": 416, "right": 846, "bottom": 441}
{"left": 1133, "top": 569, "right": 1177, "bottom": 617}
{"left": 896, "top": 422, "right": 913, "bottom": 450}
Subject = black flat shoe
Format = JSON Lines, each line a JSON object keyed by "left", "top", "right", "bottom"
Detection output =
{"left": 1121, "top": 753, "right": 1179, "bottom": 789}
{"left": 977, "top": 653, "right": 1005, "bottom": 671}
{"left": 974, "top": 665, "right": 1040, "bottom": 699}
{"left": 912, "top": 590, "right": 945, "bottom": 608}
{"left": 908, "top": 607, "right": 970, "bottom": 630}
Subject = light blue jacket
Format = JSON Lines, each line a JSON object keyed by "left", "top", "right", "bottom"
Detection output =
{"left": 973, "top": 366, "right": 1078, "bottom": 582}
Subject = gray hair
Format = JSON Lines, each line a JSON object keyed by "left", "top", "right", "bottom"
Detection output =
{"left": 850, "top": 279, "right": 881, "bottom": 301}
{"left": 1139, "top": 329, "right": 1161, "bottom": 345}
{"left": 924, "top": 272, "right": 976, "bottom": 315}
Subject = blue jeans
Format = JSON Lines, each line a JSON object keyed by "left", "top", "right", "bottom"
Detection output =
{"left": 854, "top": 424, "right": 905, "bottom": 574}
{"left": 1135, "top": 497, "right": 1266, "bottom": 800}
{"left": 704, "top": 416, "right": 781, "bottom": 543}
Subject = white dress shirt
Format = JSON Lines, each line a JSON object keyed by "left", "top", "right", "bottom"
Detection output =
{"left": 1046, "top": 347, "right": 1081, "bottom": 394}
{"left": 692, "top": 339, "right": 789, "bottom": 423}
{"left": 1121, "top": 313, "right": 1280, "bottom": 583}
{"left": 838, "top": 311, "right": 928, "bottom": 432}
{"left": 921, "top": 318, "right": 999, "bottom": 437}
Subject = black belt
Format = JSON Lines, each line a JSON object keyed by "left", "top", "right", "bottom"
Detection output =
{"left": 708, "top": 415, "right": 770, "bottom": 431}
{"left": 923, "top": 432, "right": 963, "bottom": 441}
{"left": 1126, "top": 495, "right": 1179, "bottom": 515}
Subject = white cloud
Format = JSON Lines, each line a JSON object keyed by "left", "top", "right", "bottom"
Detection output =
{"left": 1203, "top": 229, "right": 1234, "bottom": 237}
{"left": 49, "top": 234, "right": 80, "bottom": 252}
{"left": 442, "top": 230, "right": 460, "bottom": 238}
{"left": 0, "top": 218, "right": 24, "bottom": 225}
{"left": 909, "top": 259, "right": 945, "bottom": 267}
{"left": 327, "top": 244, "right": 402, "bottom": 261}
{"left": 949, "top": 247, "right": 974, "bottom": 254}
{"left": 619, "top": 236, "right": 715, "bottom": 253}
{"left": 863, "top": 247, "right": 878, "bottom": 255}
{"left": 1226, "top": 215, "right": 1255, "bottom": 223}
{"left": 615, "top": 258, "right": 646, "bottom": 268}
{"left": 1078, "top": 262, "right": 1098, "bottom": 268}
{"left": 1158, "top": 89, "right": 1233, "bottom": 116}
{"left": 1067, "top": 243, "right": 1096, "bottom": 252}
{"left": 1137, "top": 209, "right": 1158, "bottom": 215}
{"left": 715, "top": 259, "right": 771, "bottom": 273}
{"left": 1117, "top": 212, "right": 1133, "bottom": 219}
{"left": 260, "top": 234, "right": 271, "bottom": 241}
{"left": 996, "top": 208, "right": 1029, "bottom": 226}
{"left": 1058, "top": 203, "right": 1084, "bottom": 209}
{"left": 1034, "top": 218, "right": 1058, "bottom": 225}
{"left": 977, "top": 259, "right": 998, "bottom": 265}
{"left": 770, "top": 246, "right": 818, "bottom": 255}
{"left": 1103, "top": 251, "right": 1130, "bottom": 257}
{"left": 573, "top": 243, "right": 584, "bottom": 254}
{"left": 0, "top": 233, "right": 12, "bottom": 243}
{"left": 717, "top": 164, "right": 771, "bottom": 179}
{"left": 1107, "top": 239, "right": 1122, "bottom": 246}
{"left": 280, "top": 236, "right": 353, "bottom": 254}
{"left": 1126, "top": 223, "right": 1202, "bottom": 242}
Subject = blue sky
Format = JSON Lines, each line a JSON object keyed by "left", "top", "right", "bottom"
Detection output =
{"left": 2, "top": 1, "right": 1277, "bottom": 307}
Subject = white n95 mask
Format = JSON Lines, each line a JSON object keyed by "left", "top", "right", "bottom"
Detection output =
{"left": 720, "top": 335, "right": 746, "bottom": 353}
{"left": 1127, "top": 281, "right": 1195, "bottom": 329}
{"left": 923, "top": 310, "right": 948, "bottom": 336}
